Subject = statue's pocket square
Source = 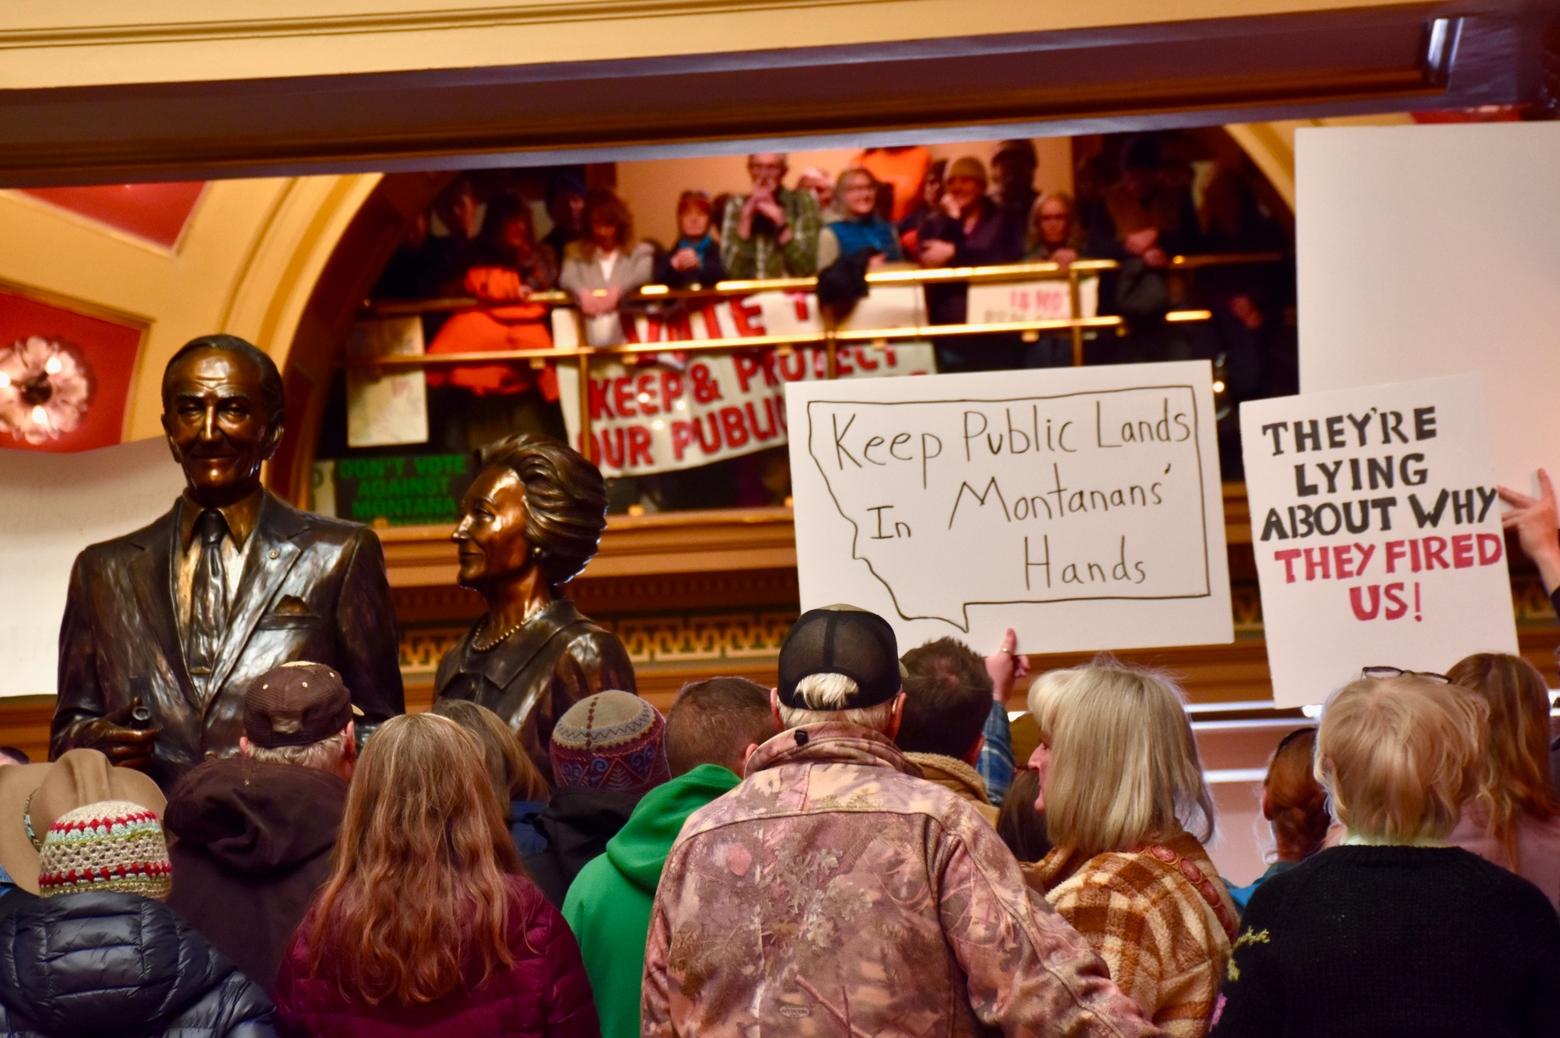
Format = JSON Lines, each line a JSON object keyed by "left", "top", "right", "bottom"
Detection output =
{"left": 257, "top": 596, "right": 322, "bottom": 628}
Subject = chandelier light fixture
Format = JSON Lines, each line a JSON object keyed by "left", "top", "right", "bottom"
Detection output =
{"left": 0, "top": 336, "right": 93, "bottom": 445}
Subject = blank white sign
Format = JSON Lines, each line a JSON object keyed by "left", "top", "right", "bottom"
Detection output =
{"left": 1297, "top": 122, "right": 1560, "bottom": 488}
{"left": 0, "top": 438, "right": 184, "bottom": 697}
{"left": 786, "top": 361, "right": 1232, "bottom": 655}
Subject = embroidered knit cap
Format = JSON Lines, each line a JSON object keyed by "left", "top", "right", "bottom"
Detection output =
{"left": 549, "top": 691, "right": 670, "bottom": 794}
{"left": 244, "top": 661, "right": 355, "bottom": 749}
{"left": 37, "top": 800, "right": 172, "bottom": 901}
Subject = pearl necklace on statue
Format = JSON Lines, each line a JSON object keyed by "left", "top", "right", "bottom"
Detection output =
{"left": 471, "top": 601, "right": 545, "bottom": 653}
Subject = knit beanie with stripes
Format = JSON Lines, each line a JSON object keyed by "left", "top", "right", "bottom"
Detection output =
{"left": 549, "top": 691, "right": 670, "bottom": 795}
{"left": 36, "top": 800, "right": 173, "bottom": 901}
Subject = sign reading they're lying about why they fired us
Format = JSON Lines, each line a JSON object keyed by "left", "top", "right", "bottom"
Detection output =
{"left": 786, "top": 362, "right": 1232, "bottom": 654}
{"left": 1241, "top": 373, "right": 1517, "bottom": 708}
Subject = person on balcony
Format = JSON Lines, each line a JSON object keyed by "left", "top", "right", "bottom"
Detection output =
{"left": 990, "top": 139, "right": 1041, "bottom": 235}
{"left": 719, "top": 153, "right": 821, "bottom": 279}
{"left": 916, "top": 155, "right": 1026, "bottom": 371}
{"left": 1094, "top": 135, "right": 1204, "bottom": 365}
{"left": 560, "top": 189, "right": 654, "bottom": 349}
{"left": 651, "top": 190, "right": 724, "bottom": 290}
{"left": 424, "top": 194, "right": 563, "bottom": 445}
{"left": 1023, "top": 192, "right": 1088, "bottom": 368}
{"left": 816, "top": 167, "right": 904, "bottom": 270}
{"left": 896, "top": 157, "right": 944, "bottom": 258}
{"left": 855, "top": 144, "right": 932, "bottom": 223}
{"left": 795, "top": 166, "right": 838, "bottom": 219}
{"left": 541, "top": 173, "right": 587, "bottom": 265}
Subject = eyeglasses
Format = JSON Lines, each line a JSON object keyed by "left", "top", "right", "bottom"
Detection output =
{"left": 1360, "top": 666, "right": 1450, "bottom": 683}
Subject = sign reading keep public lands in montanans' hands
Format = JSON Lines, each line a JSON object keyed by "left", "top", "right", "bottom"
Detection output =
{"left": 1240, "top": 373, "right": 1518, "bottom": 708}
{"left": 785, "top": 361, "right": 1232, "bottom": 654}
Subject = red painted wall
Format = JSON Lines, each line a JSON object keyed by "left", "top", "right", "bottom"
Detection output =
{"left": 0, "top": 290, "right": 143, "bottom": 452}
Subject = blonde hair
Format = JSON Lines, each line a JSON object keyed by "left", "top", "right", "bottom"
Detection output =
{"left": 431, "top": 699, "right": 550, "bottom": 803}
{"left": 1027, "top": 661, "right": 1214, "bottom": 854}
{"left": 1315, "top": 675, "right": 1488, "bottom": 843}
{"left": 776, "top": 673, "right": 897, "bottom": 733}
{"left": 248, "top": 727, "right": 351, "bottom": 772}
{"left": 1446, "top": 654, "right": 1560, "bottom": 870}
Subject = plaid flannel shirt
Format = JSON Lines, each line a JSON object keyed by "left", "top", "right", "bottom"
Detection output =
{"left": 719, "top": 187, "right": 821, "bottom": 278}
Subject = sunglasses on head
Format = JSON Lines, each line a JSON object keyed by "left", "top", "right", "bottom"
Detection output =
{"left": 1360, "top": 665, "right": 1450, "bottom": 684}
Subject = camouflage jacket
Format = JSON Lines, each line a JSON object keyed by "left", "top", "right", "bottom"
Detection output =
{"left": 642, "top": 722, "right": 1160, "bottom": 1037}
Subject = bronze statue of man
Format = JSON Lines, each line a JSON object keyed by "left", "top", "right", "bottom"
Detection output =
{"left": 52, "top": 334, "right": 404, "bottom": 789}
{"left": 434, "top": 434, "right": 636, "bottom": 781}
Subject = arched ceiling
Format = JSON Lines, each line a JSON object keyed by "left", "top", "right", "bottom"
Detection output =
{"left": 0, "top": 1, "right": 1550, "bottom": 186}
{"left": 0, "top": 176, "right": 381, "bottom": 446}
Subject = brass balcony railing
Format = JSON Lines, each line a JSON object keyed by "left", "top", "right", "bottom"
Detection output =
{"left": 355, "top": 252, "right": 1283, "bottom": 462}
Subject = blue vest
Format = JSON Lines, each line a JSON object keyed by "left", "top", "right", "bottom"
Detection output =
{"left": 827, "top": 217, "right": 900, "bottom": 261}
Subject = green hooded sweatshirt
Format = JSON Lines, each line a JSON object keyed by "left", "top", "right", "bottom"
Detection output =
{"left": 561, "top": 763, "right": 741, "bottom": 1038}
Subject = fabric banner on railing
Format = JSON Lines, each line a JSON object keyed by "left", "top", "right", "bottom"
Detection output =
{"left": 554, "top": 287, "right": 936, "bottom": 477}
{"left": 965, "top": 275, "right": 1098, "bottom": 325}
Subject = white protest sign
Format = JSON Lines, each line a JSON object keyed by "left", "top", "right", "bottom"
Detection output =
{"left": 345, "top": 317, "right": 429, "bottom": 448}
{"left": 787, "top": 361, "right": 1231, "bottom": 654}
{"left": 1240, "top": 373, "right": 1517, "bottom": 708}
{"left": 0, "top": 437, "right": 184, "bottom": 697}
{"left": 555, "top": 287, "right": 935, "bottom": 477}
{"left": 1297, "top": 122, "right": 1560, "bottom": 488}
{"left": 967, "top": 276, "right": 1098, "bottom": 324}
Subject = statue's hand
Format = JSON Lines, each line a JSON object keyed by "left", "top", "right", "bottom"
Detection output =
{"left": 79, "top": 700, "right": 161, "bottom": 770}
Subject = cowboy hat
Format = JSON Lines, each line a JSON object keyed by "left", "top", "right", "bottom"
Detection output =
{"left": 0, "top": 749, "right": 165, "bottom": 894}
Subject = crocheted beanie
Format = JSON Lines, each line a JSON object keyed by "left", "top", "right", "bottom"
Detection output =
{"left": 37, "top": 800, "right": 173, "bottom": 901}
{"left": 549, "top": 691, "right": 670, "bottom": 794}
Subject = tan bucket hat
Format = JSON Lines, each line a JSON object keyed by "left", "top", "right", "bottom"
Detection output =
{"left": 0, "top": 749, "right": 166, "bottom": 894}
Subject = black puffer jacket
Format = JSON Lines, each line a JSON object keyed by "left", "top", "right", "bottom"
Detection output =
{"left": 0, "top": 891, "right": 276, "bottom": 1037}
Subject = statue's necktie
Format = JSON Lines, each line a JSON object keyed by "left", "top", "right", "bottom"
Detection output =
{"left": 186, "top": 508, "right": 229, "bottom": 678}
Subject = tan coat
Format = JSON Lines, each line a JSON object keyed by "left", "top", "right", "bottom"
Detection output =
{"left": 904, "top": 752, "right": 999, "bottom": 826}
{"left": 643, "top": 722, "right": 1158, "bottom": 1037}
{"left": 1026, "top": 830, "right": 1236, "bottom": 1038}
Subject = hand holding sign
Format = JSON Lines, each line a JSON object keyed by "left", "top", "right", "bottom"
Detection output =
{"left": 1498, "top": 468, "right": 1560, "bottom": 596}
{"left": 985, "top": 628, "right": 1030, "bottom": 702}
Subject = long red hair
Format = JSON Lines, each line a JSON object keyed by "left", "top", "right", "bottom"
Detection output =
{"left": 1446, "top": 653, "right": 1560, "bottom": 869}
{"left": 304, "top": 713, "right": 524, "bottom": 1005}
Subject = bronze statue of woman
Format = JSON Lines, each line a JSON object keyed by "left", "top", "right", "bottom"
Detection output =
{"left": 434, "top": 434, "right": 636, "bottom": 781}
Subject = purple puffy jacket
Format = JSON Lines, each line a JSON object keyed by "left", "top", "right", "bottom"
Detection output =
{"left": 274, "top": 874, "right": 599, "bottom": 1038}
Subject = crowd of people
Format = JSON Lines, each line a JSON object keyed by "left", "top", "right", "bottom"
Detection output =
{"left": 389, "top": 137, "right": 1290, "bottom": 367}
{"left": 4, "top": 556, "right": 1560, "bottom": 1033}
{"left": 339, "top": 134, "right": 1295, "bottom": 510}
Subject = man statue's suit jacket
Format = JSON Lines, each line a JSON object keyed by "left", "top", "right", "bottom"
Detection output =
{"left": 53, "top": 491, "right": 405, "bottom": 789}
